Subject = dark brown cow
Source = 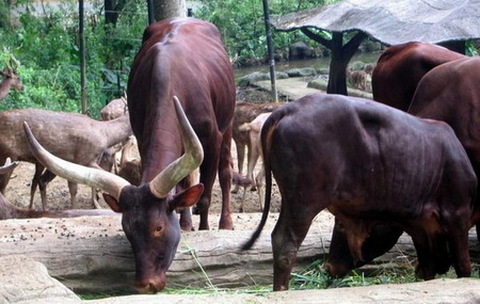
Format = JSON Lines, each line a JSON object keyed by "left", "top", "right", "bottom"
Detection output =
{"left": 372, "top": 41, "right": 466, "bottom": 111}
{"left": 243, "top": 93, "right": 476, "bottom": 291}
{"left": 24, "top": 17, "right": 235, "bottom": 294}
{"left": 327, "top": 56, "right": 480, "bottom": 278}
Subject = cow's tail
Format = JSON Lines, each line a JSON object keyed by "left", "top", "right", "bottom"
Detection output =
{"left": 241, "top": 112, "right": 278, "bottom": 250}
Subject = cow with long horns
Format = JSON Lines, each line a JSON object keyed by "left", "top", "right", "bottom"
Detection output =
{"left": 24, "top": 17, "right": 236, "bottom": 294}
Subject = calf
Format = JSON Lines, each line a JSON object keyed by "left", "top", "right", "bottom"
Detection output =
{"left": 243, "top": 93, "right": 476, "bottom": 291}
{"left": 237, "top": 112, "right": 272, "bottom": 211}
{"left": 372, "top": 41, "right": 466, "bottom": 111}
{"left": 232, "top": 101, "right": 285, "bottom": 193}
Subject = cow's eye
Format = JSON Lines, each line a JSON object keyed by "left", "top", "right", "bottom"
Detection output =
{"left": 153, "top": 225, "right": 164, "bottom": 237}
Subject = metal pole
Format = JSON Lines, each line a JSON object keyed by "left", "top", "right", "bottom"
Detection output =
{"left": 79, "top": 0, "right": 87, "bottom": 114}
{"left": 147, "top": 0, "right": 155, "bottom": 24}
{"left": 262, "top": 0, "right": 278, "bottom": 102}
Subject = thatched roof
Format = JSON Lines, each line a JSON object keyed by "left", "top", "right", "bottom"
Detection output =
{"left": 272, "top": 0, "right": 480, "bottom": 45}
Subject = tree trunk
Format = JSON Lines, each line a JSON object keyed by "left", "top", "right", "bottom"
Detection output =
{"left": 327, "top": 31, "right": 367, "bottom": 95}
{"left": 154, "top": 0, "right": 186, "bottom": 21}
{"left": 300, "top": 28, "right": 366, "bottom": 95}
{"left": 327, "top": 32, "right": 348, "bottom": 95}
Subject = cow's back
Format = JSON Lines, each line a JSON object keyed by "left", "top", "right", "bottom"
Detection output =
{"left": 372, "top": 41, "right": 466, "bottom": 111}
{"left": 263, "top": 93, "right": 474, "bottom": 216}
{"left": 127, "top": 18, "right": 234, "bottom": 140}
{"left": 410, "top": 57, "right": 480, "bottom": 183}
{"left": 127, "top": 17, "right": 235, "bottom": 179}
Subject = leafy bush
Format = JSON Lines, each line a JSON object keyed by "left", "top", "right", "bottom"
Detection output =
{"left": 195, "top": 0, "right": 330, "bottom": 66}
{"left": 0, "top": 0, "right": 144, "bottom": 117}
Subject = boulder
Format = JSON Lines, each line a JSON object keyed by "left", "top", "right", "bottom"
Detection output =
{"left": 0, "top": 255, "right": 80, "bottom": 304}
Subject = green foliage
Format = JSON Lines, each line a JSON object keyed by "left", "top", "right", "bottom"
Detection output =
{"left": 0, "top": 0, "right": 144, "bottom": 117}
{"left": 195, "top": 0, "right": 328, "bottom": 66}
{"left": 466, "top": 40, "right": 479, "bottom": 56}
{"left": 1, "top": 0, "right": 339, "bottom": 115}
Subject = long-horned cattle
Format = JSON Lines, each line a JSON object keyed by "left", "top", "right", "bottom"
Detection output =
{"left": 0, "top": 67, "right": 23, "bottom": 101}
{"left": 242, "top": 93, "right": 477, "bottom": 291}
{"left": 372, "top": 41, "right": 466, "bottom": 111}
{"left": 232, "top": 101, "right": 285, "bottom": 194}
{"left": 24, "top": 17, "right": 236, "bottom": 293}
{"left": 0, "top": 108, "right": 132, "bottom": 210}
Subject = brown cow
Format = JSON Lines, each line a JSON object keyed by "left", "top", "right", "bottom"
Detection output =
{"left": 327, "top": 56, "right": 480, "bottom": 278}
{"left": 24, "top": 17, "right": 236, "bottom": 294}
{"left": 409, "top": 57, "right": 480, "bottom": 222}
{"left": 372, "top": 41, "right": 466, "bottom": 111}
{"left": 243, "top": 93, "right": 476, "bottom": 291}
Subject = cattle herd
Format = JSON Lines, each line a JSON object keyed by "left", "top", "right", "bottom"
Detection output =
{"left": 1, "top": 17, "right": 480, "bottom": 294}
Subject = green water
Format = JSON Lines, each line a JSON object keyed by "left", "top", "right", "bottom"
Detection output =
{"left": 235, "top": 51, "right": 381, "bottom": 78}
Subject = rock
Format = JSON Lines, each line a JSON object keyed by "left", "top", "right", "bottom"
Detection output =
{"left": 289, "top": 42, "right": 313, "bottom": 60}
{"left": 286, "top": 67, "right": 317, "bottom": 77}
{"left": 238, "top": 72, "right": 289, "bottom": 87}
{"left": 88, "top": 278, "right": 480, "bottom": 304}
{"left": 0, "top": 255, "right": 80, "bottom": 304}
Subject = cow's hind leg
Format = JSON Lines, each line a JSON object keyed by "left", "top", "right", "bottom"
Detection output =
{"left": 217, "top": 128, "right": 233, "bottom": 229}
{"left": 232, "top": 142, "right": 245, "bottom": 194}
{"left": 195, "top": 133, "right": 223, "bottom": 230}
{"left": 38, "top": 169, "right": 57, "bottom": 210}
{"left": 29, "top": 164, "right": 45, "bottom": 209}
{"left": 271, "top": 205, "right": 316, "bottom": 291}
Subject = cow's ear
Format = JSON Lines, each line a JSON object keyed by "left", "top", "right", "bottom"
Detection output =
{"left": 169, "top": 184, "right": 204, "bottom": 211}
{"left": 103, "top": 193, "right": 123, "bottom": 213}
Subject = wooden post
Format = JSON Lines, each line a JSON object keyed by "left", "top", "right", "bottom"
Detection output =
{"left": 262, "top": 0, "right": 278, "bottom": 102}
{"left": 79, "top": 0, "right": 87, "bottom": 114}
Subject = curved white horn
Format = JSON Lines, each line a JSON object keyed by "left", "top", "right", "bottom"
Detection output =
{"left": 149, "top": 96, "right": 204, "bottom": 198}
{"left": 23, "top": 122, "right": 130, "bottom": 200}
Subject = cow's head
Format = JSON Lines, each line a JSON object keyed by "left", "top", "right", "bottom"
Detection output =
{"left": 325, "top": 218, "right": 404, "bottom": 277}
{"left": 23, "top": 97, "right": 204, "bottom": 294}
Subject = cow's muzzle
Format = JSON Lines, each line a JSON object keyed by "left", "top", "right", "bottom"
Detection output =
{"left": 135, "top": 276, "right": 166, "bottom": 294}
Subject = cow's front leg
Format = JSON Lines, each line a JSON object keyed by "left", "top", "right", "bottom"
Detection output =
{"left": 179, "top": 208, "right": 193, "bottom": 231}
